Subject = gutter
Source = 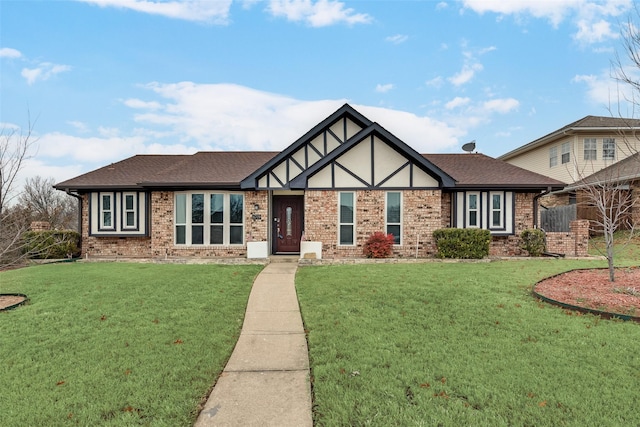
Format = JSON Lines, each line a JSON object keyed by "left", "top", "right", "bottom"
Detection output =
{"left": 532, "top": 186, "right": 552, "bottom": 229}
{"left": 64, "top": 189, "right": 83, "bottom": 234}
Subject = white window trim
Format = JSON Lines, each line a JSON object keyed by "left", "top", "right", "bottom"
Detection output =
{"left": 466, "top": 192, "right": 480, "bottom": 228}
{"left": 338, "top": 191, "right": 355, "bottom": 246}
{"left": 603, "top": 138, "right": 616, "bottom": 160}
{"left": 174, "top": 192, "right": 245, "bottom": 246}
{"left": 549, "top": 146, "right": 558, "bottom": 168}
{"left": 99, "top": 192, "right": 115, "bottom": 231}
{"left": 561, "top": 142, "right": 571, "bottom": 164}
{"left": 583, "top": 138, "right": 597, "bottom": 161}
{"left": 489, "top": 192, "right": 504, "bottom": 229}
{"left": 385, "top": 191, "right": 402, "bottom": 245}
{"left": 122, "top": 192, "right": 138, "bottom": 230}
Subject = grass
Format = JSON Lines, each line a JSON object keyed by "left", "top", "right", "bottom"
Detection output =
{"left": 296, "top": 258, "right": 640, "bottom": 426}
{"left": 0, "top": 262, "right": 262, "bottom": 426}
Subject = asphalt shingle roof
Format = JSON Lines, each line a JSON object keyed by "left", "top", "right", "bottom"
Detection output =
{"left": 423, "top": 153, "right": 565, "bottom": 189}
{"left": 55, "top": 150, "right": 564, "bottom": 191}
{"left": 54, "top": 152, "right": 278, "bottom": 190}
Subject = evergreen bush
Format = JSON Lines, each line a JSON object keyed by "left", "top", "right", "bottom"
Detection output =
{"left": 433, "top": 228, "right": 491, "bottom": 259}
{"left": 22, "top": 230, "right": 81, "bottom": 259}
{"left": 520, "top": 228, "right": 546, "bottom": 257}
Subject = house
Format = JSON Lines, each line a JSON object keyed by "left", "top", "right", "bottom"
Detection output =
{"left": 499, "top": 115, "right": 640, "bottom": 187}
{"left": 499, "top": 116, "right": 640, "bottom": 229}
{"left": 55, "top": 104, "right": 575, "bottom": 259}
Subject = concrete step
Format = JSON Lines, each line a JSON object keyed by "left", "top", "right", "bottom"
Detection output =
{"left": 269, "top": 255, "right": 299, "bottom": 263}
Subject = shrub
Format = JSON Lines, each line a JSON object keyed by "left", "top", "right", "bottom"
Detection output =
{"left": 22, "top": 230, "right": 81, "bottom": 259}
{"left": 520, "top": 228, "right": 546, "bottom": 257}
{"left": 433, "top": 228, "right": 491, "bottom": 259}
{"left": 363, "top": 232, "right": 395, "bottom": 258}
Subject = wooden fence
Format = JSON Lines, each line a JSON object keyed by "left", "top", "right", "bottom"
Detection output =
{"left": 540, "top": 204, "right": 576, "bottom": 232}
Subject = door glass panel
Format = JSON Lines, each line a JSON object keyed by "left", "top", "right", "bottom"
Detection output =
{"left": 286, "top": 206, "right": 292, "bottom": 237}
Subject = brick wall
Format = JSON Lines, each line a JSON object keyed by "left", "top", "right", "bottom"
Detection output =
{"left": 546, "top": 219, "right": 589, "bottom": 257}
{"left": 80, "top": 189, "right": 591, "bottom": 259}
{"left": 488, "top": 192, "right": 536, "bottom": 257}
{"left": 81, "top": 191, "right": 270, "bottom": 259}
{"left": 81, "top": 194, "right": 153, "bottom": 258}
{"left": 304, "top": 189, "right": 442, "bottom": 258}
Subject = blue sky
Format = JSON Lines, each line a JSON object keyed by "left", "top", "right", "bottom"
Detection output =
{"left": 1, "top": 0, "right": 637, "bottom": 187}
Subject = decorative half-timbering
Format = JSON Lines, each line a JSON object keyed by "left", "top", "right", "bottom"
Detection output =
{"left": 55, "top": 103, "right": 568, "bottom": 259}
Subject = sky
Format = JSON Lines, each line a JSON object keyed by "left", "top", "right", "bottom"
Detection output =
{"left": 2, "top": 0, "right": 640, "bottom": 190}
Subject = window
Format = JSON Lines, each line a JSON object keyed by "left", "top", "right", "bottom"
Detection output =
{"left": 175, "top": 192, "right": 244, "bottom": 245}
{"left": 603, "top": 138, "right": 616, "bottom": 160}
{"left": 455, "top": 191, "right": 514, "bottom": 235}
{"left": 584, "top": 138, "right": 597, "bottom": 160}
{"left": 99, "top": 193, "right": 114, "bottom": 230}
{"left": 561, "top": 142, "right": 570, "bottom": 164}
{"left": 467, "top": 192, "right": 480, "bottom": 228}
{"left": 490, "top": 192, "right": 503, "bottom": 229}
{"left": 123, "top": 193, "right": 137, "bottom": 229}
{"left": 549, "top": 146, "right": 558, "bottom": 167}
{"left": 339, "top": 192, "right": 355, "bottom": 245}
{"left": 386, "top": 192, "right": 402, "bottom": 244}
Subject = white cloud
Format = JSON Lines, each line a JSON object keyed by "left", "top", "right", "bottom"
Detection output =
{"left": 482, "top": 98, "right": 520, "bottom": 114}
{"left": 436, "top": 2, "right": 448, "bottom": 11}
{"left": 0, "top": 47, "right": 22, "bottom": 58}
{"left": 123, "top": 98, "right": 163, "bottom": 110}
{"left": 448, "top": 63, "right": 483, "bottom": 86}
{"left": 426, "top": 76, "right": 444, "bottom": 88}
{"left": 462, "top": 0, "right": 579, "bottom": 27}
{"left": 78, "top": 0, "right": 232, "bottom": 24}
{"left": 462, "top": 0, "right": 631, "bottom": 44}
{"left": 266, "top": 0, "right": 372, "bottom": 27}
{"left": 37, "top": 132, "right": 149, "bottom": 163}
{"left": 21, "top": 62, "right": 71, "bottom": 85}
{"left": 122, "top": 82, "right": 463, "bottom": 153}
{"left": 445, "top": 96, "right": 471, "bottom": 110}
{"left": 385, "top": 34, "right": 408, "bottom": 44}
{"left": 375, "top": 83, "right": 394, "bottom": 93}
{"left": 574, "top": 19, "right": 617, "bottom": 43}
{"left": 572, "top": 71, "right": 637, "bottom": 111}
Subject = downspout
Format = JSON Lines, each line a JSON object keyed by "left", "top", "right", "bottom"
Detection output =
{"left": 532, "top": 187, "right": 552, "bottom": 229}
{"left": 65, "top": 189, "right": 83, "bottom": 234}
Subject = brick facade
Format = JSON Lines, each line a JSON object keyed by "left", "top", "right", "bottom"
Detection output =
{"left": 80, "top": 189, "right": 590, "bottom": 259}
{"left": 545, "top": 219, "right": 590, "bottom": 257}
{"left": 304, "top": 189, "right": 442, "bottom": 258}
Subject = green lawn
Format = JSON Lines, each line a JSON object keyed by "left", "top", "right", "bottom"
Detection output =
{"left": 0, "top": 262, "right": 262, "bottom": 426}
{"left": 296, "top": 258, "right": 640, "bottom": 426}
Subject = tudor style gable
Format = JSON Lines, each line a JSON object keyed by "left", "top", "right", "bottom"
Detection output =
{"left": 240, "top": 104, "right": 372, "bottom": 190}
{"left": 241, "top": 104, "right": 454, "bottom": 190}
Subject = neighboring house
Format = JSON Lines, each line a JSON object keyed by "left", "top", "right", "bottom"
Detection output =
{"left": 499, "top": 115, "right": 640, "bottom": 186}
{"left": 499, "top": 116, "right": 640, "bottom": 229}
{"left": 55, "top": 104, "right": 568, "bottom": 259}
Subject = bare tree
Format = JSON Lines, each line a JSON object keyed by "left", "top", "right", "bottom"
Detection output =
{"left": 572, "top": 158, "right": 638, "bottom": 282}
{"left": 18, "top": 176, "right": 79, "bottom": 231}
{"left": 0, "top": 121, "right": 36, "bottom": 267}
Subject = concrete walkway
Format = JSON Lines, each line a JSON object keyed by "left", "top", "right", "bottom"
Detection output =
{"left": 194, "top": 262, "right": 313, "bottom": 427}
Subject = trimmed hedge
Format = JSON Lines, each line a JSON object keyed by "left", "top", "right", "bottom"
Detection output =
{"left": 22, "top": 230, "right": 81, "bottom": 259}
{"left": 520, "top": 228, "right": 546, "bottom": 257}
{"left": 433, "top": 228, "right": 491, "bottom": 259}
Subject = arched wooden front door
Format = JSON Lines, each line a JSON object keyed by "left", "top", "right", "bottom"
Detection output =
{"left": 272, "top": 196, "right": 304, "bottom": 254}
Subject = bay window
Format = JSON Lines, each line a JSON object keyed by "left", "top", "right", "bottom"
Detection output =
{"left": 175, "top": 192, "right": 244, "bottom": 245}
